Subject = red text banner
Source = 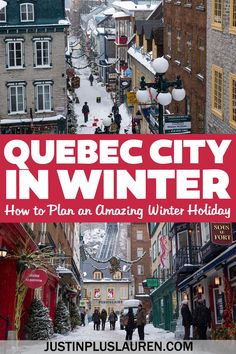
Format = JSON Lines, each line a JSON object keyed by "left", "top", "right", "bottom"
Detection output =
{"left": 0, "top": 134, "right": 235, "bottom": 222}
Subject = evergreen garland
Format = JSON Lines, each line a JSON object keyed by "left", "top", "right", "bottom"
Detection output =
{"left": 54, "top": 300, "right": 71, "bottom": 335}
{"left": 25, "top": 298, "right": 54, "bottom": 340}
{"left": 70, "top": 303, "right": 81, "bottom": 330}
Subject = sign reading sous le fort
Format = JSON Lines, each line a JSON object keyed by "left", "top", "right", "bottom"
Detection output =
{"left": 211, "top": 223, "right": 233, "bottom": 245}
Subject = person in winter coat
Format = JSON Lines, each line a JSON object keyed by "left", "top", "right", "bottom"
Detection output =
{"left": 89, "top": 74, "right": 94, "bottom": 86}
{"left": 125, "top": 308, "right": 135, "bottom": 341}
{"left": 108, "top": 310, "right": 117, "bottom": 330}
{"left": 181, "top": 300, "right": 193, "bottom": 340}
{"left": 80, "top": 307, "right": 86, "bottom": 326}
{"left": 101, "top": 309, "right": 107, "bottom": 330}
{"left": 82, "top": 102, "right": 90, "bottom": 123}
{"left": 112, "top": 103, "right": 119, "bottom": 117}
{"left": 114, "top": 112, "right": 122, "bottom": 133}
{"left": 92, "top": 309, "right": 101, "bottom": 331}
{"left": 136, "top": 304, "right": 146, "bottom": 340}
{"left": 193, "top": 300, "right": 211, "bottom": 339}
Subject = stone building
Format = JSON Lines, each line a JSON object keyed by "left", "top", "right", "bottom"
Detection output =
{"left": 206, "top": 0, "right": 236, "bottom": 133}
{"left": 129, "top": 223, "right": 152, "bottom": 312}
{"left": 163, "top": 0, "right": 206, "bottom": 133}
{"left": 0, "top": 0, "right": 69, "bottom": 133}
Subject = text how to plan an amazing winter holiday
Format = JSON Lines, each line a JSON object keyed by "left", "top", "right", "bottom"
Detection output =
{"left": 0, "top": 134, "right": 236, "bottom": 222}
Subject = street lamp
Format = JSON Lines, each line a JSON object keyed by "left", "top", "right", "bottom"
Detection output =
{"left": 0, "top": 246, "right": 8, "bottom": 258}
{"left": 136, "top": 56, "right": 186, "bottom": 134}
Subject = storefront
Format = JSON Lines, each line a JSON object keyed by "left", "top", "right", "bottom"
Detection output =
{"left": 150, "top": 277, "right": 178, "bottom": 332}
{"left": 179, "top": 243, "right": 236, "bottom": 328}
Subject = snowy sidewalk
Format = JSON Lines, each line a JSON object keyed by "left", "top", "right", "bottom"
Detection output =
{"left": 54, "top": 322, "right": 174, "bottom": 341}
{"left": 72, "top": 47, "right": 132, "bottom": 134}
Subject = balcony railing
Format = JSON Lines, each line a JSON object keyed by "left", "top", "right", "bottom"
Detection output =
{"left": 173, "top": 246, "right": 202, "bottom": 273}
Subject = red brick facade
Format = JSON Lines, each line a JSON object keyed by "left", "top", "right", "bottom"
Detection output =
{"left": 164, "top": 1, "right": 206, "bottom": 133}
{"left": 130, "top": 223, "right": 152, "bottom": 312}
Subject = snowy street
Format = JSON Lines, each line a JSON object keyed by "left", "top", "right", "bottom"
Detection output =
{"left": 71, "top": 43, "right": 132, "bottom": 134}
{"left": 54, "top": 322, "right": 174, "bottom": 341}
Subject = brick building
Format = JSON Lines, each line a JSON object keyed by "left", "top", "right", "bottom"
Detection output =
{"left": 130, "top": 223, "right": 152, "bottom": 312}
{"left": 0, "top": 0, "right": 69, "bottom": 133}
{"left": 206, "top": 0, "right": 236, "bottom": 133}
{"left": 163, "top": 0, "right": 206, "bottom": 133}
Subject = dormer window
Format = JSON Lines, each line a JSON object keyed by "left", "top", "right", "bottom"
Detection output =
{"left": 0, "top": 7, "right": 6, "bottom": 22}
{"left": 20, "top": 3, "right": 34, "bottom": 22}
{"left": 93, "top": 271, "right": 103, "bottom": 280}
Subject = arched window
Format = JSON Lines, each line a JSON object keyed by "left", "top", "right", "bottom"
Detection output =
{"left": 20, "top": 3, "right": 34, "bottom": 22}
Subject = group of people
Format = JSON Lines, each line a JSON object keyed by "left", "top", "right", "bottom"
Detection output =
{"left": 124, "top": 303, "right": 147, "bottom": 341}
{"left": 181, "top": 299, "right": 212, "bottom": 340}
{"left": 92, "top": 309, "right": 118, "bottom": 331}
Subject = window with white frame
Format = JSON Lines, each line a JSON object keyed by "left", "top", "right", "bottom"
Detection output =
{"left": 34, "top": 40, "right": 50, "bottom": 67}
{"left": 20, "top": 3, "right": 34, "bottom": 22}
{"left": 136, "top": 230, "right": 143, "bottom": 240}
{"left": 138, "top": 283, "right": 144, "bottom": 294}
{"left": 8, "top": 83, "right": 26, "bottom": 114}
{"left": 0, "top": 7, "right": 6, "bottom": 22}
{"left": 35, "top": 82, "right": 52, "bottom": 112}
{"left": 137, "top": 247, "right": 143, "bottom": 258}
{"left": 7, "top": 41, "right": 24, "bottom": 68}
{"left": 137, "top": 265, "right": 144, "bottom": 275}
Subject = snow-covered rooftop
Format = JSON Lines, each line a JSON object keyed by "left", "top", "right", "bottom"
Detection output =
{"left": 113, "top": 11, "right": 130, "bottom": 19}
{"left": 113, "top": 1, "right": 157, "bottom": 12}
{"left": 103, "top": 7, "right": 116, "bottom": 16}
{"left": 128, "top": 46, "right": 156, "bottom": 75}
{"left": 0, "top": 115, "right": 66, "bottom": 125}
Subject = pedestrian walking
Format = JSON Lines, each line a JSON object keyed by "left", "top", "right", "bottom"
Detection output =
{"left": 114, "top": 112, "right": 122, "bottom": 133}
{"left": 136, "top": 303, "right": 146, "bottom": 340}
{"left": 101, "top": 309, "right": 107, "bottom": 330}
{"left": 181, "top": 300, "right": 193, "bottom": 340}
{"left": 108, "top": 310, "right": 117, "bottom": 330}
{"left": 112, "top": 102, "right": 119, "bottom": 117}
{"left": 92, "top": 309, "right": 101, "bottom": 331}
{"left": 80, "top": 307, "right": 86, "bottom": 327}
{"left": 124, "top": 308, "right": 135, "bottom": 341}
{"left": 193, "top": 300, "right": 211, "bottom": 339}
{"left": 89, "top": 73, "right": 94, "bottom": 86}
{"left": 82, "top": 102, "right": 90, "bottom": 123}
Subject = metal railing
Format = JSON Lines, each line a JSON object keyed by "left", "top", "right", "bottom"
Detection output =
{"left": 173, "top": 246, "right": 202, "bottom": 273}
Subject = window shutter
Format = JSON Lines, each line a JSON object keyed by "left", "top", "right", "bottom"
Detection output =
{"left": 5, "top": 43, "right": 8, "bottom": 68}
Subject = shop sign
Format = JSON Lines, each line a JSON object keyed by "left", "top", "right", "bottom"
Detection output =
{"left": 66, "top": 68, "right": 75, "bottom": 78}
{"left": 22, "top": 269, "right": 48, "bottom": 289}
{"left": 164, "top": 115, "right": 191, "bottom": 134}
{"left": 127, "top": 92, "right": 138, "bottom": 105}
{"left": 71, "top": 76, "right": 80, "bottom": 89}
{"left": 211, "top": 223, "right": 233, "bottom": 245}
{"left": 108, "top": 73, "right": 117, "bottom": 79}
{"left": 146, "top": 278, "right": 159, "bottom": 288}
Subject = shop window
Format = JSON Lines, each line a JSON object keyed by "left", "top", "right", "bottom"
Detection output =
{"left": 213, "top": 288, "right": 225, "bottom": 324}
{"left": 120, "top": 287, "right": 128, "bottom": 299}
{"left": 138, "top": 283, "right": 144, "bottom": 294}
{"left": 7, "top": 82, "right": 26, "bottom": 114}
{"left": 201, "top": 223, "right": 211, "bottom": 245}
{"left": 34, "top": 81, "right": 53, "bottom": 112}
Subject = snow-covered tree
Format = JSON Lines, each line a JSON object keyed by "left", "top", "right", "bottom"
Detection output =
{"left": 25, "top": 298, "right": 54, "bottom": 340}
{"left": 70, "top": 303, "right": 81, "bottom": 330}
{"left": 54, "top": 300, "right": 71, "bottom": 334}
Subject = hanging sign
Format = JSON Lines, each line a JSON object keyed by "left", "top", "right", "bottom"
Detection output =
{"left": 22, "top": 269, "right": 48, "bottom": 289}
{"left": 211, "top": 223, "right": 233, "bottom": 245}
{"left": 71, "top": 76, "right": 80, "bottom": 89}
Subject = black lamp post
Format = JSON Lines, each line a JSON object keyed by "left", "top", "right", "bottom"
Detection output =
{"left": 136, "top": 57, "right": 186, "bottom": 134}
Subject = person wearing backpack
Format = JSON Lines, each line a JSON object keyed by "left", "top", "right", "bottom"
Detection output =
{"left": 125, "top": 308, "right": 135, "bottom": 340}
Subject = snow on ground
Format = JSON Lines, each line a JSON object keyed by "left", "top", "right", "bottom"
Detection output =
{"left": 54, "top": 322, "right": 174, "bottom": 341}
{"left": 71, "top": 46, "right": 132, "bottom": 134}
